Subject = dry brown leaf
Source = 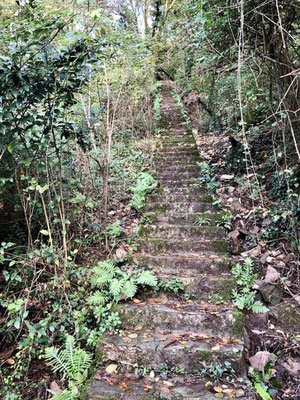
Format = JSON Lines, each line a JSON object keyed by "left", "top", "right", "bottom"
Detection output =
{"left": 6, "top": 358, "right": 15, "bottom": 365}
{"left": 123, "top": 337, "right": 132, "bottom": 343}
{"left": 163, "top": 381, "right": 174, "bottom": 387}
{"left": 50, "top": 381, "right": 62, "bottom": 394}
{"left": 211, "top": 345, "right": 221, "bottom": 351}
{"left": 161, "top": 386, "right": 171, "bottom": 393}
{"left": 214, "top": 386, "right": 223, "bottom": 393}
{"left": 105, "top": 364, "right": 117, "bottom": 374}
{"left": 249, "top": 351, "right": 276, "bottom": 371}
{"left": 179, "top": 340, "right": 188, "bottom": 344}
{"left": 264, "top": 266, "right": 280, "bottom": 283}
{"left": 128, "top": 333, "right": 138, "bottom": 339}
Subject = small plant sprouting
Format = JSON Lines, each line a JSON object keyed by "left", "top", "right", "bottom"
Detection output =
{"left": 131, "top": 173, "right": 157, "bottom": 212}
{"left": 217, "top": 212, "right": 233, "bottom": 229}
{"left": 231, "top": 257, "right": 269, "bottom": 313}
{"left": 194, "top": 216, "right": 211, "bottom": 226}
{"left": 156, "top": 277, "right": 185, "bottom": 295}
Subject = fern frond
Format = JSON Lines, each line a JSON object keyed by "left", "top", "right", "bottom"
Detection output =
{"left": 136, "top": 270, "right": 157, "bottom": 286}
{"left": 45, "top": 347, "right": 68, "bottom": 377}
{"left": 251, "top": 301, "right": 269, "bottom": 313}
{"left": 123, "top": 279, "right": 137, "bottom": 298}
{"left": 91, "top": 268, "right": 113, "bottom": 286}
{"left": 87, "top": 291, "right": 108, "bottom": 305}
{"left": 109, "top": 279, "right": 124, "bottom": 298}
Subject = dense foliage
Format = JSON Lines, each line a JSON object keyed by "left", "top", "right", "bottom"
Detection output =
{"left": 0, "top": 1, "right": 299, "bottom": 399}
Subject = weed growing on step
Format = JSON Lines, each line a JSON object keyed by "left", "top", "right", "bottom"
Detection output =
{"left": 156, "top": 277, "right": 185, "bottom": 295}
{"left": 249, "top": 356, "right": 279, "bottom": 400}
{"left": 231, "top": 257, "right": 268, "bottom": 313}
{"left": 216, "top": 212, "right": 233, "bottom": 229}
{"left": 131, "top": 173, "right": 157, "bottom": 212}
{"left": 157, "top": 363, "right": 185, "bottom": 376}
{"left": 172, "top": 91, "right": 191, "bottom": 126}
{"left": 194, "top": 216, "right": 211, "bottom": 226}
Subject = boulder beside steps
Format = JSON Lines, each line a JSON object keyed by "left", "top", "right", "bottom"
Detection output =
{"left": 88, "top": 83, "right": 250, "bottom": 399}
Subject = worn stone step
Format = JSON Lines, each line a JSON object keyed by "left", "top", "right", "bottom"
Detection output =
{"left": 97, "top": 328, "right": 244, "bottom": 376}
{"left": 156, "top": 180, "right": 200, "bottom": 188}
{"left": 154, "top": 154, "right": 201, "bottom": 163}
{"left": 154, "top": 171, "right": 200, "bottom": 181}
{"left": 156, "top": 137, "right": 195, "bottom": 143}
{"left": 147, "top": 193, "right": 213, "bottom": 204}
{"left": 88, "top": 370, "right": 252, "bottom": 400}
{"left": 131, "top": 253, "right": 230, "bottom": 275}
{"left": 145, "top": 201, "right": 215, "bottom": 214}
{"left": 154, "top": 163, "right": 199, "bottom": 171}
{"left": 136, "top": 237, "right": 227, "bottom": 254}
{"left": 142, "top": 211, "right": 222, "bottom": 226}
{"left": 155, "top": 273, "right": 236, "bottom": 302}
{"left": 156, "top": 145, "right": 197, "bottom": 152}
{"left": 152, "top": 186, "right": 207, "bottom": 197}
{"left": 139, "top": 224, "right": 224, "bottom": 240}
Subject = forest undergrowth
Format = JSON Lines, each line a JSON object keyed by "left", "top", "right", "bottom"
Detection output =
{"left": 0, "top": 0, "right": 299, "bottom": 399}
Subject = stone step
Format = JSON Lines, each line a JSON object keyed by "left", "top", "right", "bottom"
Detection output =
{"left": 136, "top": 237, "right": 227, "bottom": 254}
{"left": 154, "top": 171, "right": 200, "bottom": 180}
{"left": 155, "top": 273, "right": 236, "bottom": 301}
{"left": 131, "top": 252, "right": 230, "bottom": 275}
{"left": 145, "top": 202, "right": 216, "bottom": 214}
{"left": 154, "top": 154, "right": 201, "bottom": 163}
{"left": 139, "top": 224, "right": 224, "bottom": 240}
{"left": 156, "top": 145, "right": 197, "bottom": 152}
{"left": 154, "top": 163, "right": 199, "bottom": 171}
{"left": 147, "top": 193, "right": 213, "bottom": 204}
{"left": 156, "top": 137, "right": 195, "bottom": 143}
{"left": 96, "top": 327, "right": 244, "bottom": 375}
{"left": 88, "top": 372, "right": 247, "bottom": 400}
{"left": 156, "top": 179, "right": 200, "bottom": 188}
{"left": 142, "top": 211, "right": 222, "bottom": 226}
{"left": 152, "top": 186, "right": 207, "bottom": 196}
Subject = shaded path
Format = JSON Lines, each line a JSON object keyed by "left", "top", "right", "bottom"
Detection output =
{"left": 88, "top": 83, "right": 248, "bottom": 399}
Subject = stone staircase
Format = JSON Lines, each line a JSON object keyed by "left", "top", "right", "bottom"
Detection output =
{"left": 88, "top": 84, "right": 247, "bottom": 399}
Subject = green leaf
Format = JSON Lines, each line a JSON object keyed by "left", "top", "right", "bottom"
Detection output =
{"left": 254, "top": 383, "right": 272, "bottom": 400}
{"left": 40, "top": 230, "right": 49, "bottom": 236}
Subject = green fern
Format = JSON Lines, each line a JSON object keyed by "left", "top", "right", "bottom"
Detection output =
{"left": 136, "top": 270, "right": 158, "bottom": 286}
{"left": 123, "top": 279, "right": 137, "bottom": 298}
{"left": 110, "top": 279, "right": 124, "bottom": 298}
{"left": 87, "top": 291, "right": 108, "bottom": 305}
{"left": 45, "top": 336, "right": 92, "bottom": 400}
{"left": 231, "top": 258, "right": 269, "bottom": 313}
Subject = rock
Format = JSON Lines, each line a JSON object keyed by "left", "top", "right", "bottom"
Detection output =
{"left": 260, "top": 252, "right": 270, "bottom": 264}
{"left": 264, "top": 266, "right": 280, "bottom": 283}
{"left": 277, "top": 356, "right": 300, "bottom": 378}
{"left": 228, "top": 200, "right": 243, "bottom": 213}
{"left": 115, "top": 248, "right": 128, "bottom": 259}
{"left": 286, "top": 253, "right": 296, "bottom": 263}
{"left": 241, "top": 245, "right": 261, "bottom": 258}
{"left": 266, "top": 256, "right": 275, "bottom": 264}
{"left": 258, "top": 283, "right": 283, "bottom": 305}
{"left": 220, "top": 174, "right": 234, "bottom": 181}
{"left": 228, "top": 186, "right": 235, "bottom": 195}
{"left": 277, "top": 261, "right": 286, "bottom": 268}
{"left": 271, "top": 250, "right": 281, "bottom": 257}
{"left": 235, "top": 389, "right": 245, "bottom": 398}
{"left": 249, "top": 351, "right": 276, "bottom": 372}
{"left": 276, "top": 254, "right": 285, "bottom": 261}
{"left": 270, "top": 303, "right": 300, "bottom": 333}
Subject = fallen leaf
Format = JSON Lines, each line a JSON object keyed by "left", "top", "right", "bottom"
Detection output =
{"left": 149, "top": 371, "right": 155, "bottom": 378}
{"left": 128, "top": 333, "right": 138, "bottom": 339}
{"left": 116, "top": 248, "right": 128, "bottom": 259}
{"left": 123, "top": 337, "right": 132, "bottom": 343}
{"left": 161, "top": 386, "right": 171, "bottom": 393}
{"left": 105, "top": 364, "right": 117, "bottom": 374}
{"left": 179, "top": 340, "right": 188, "bottom": 344}
{"left": 133, "top": 298, "right": 140, "bottom": 303}
{"left": 214, "top": 386, "right": 223, "bottom": 393}
{"left": 264, "top": 266, "right": 280, "bottom": 283}
{"left": 50, "top": 381, "right": 62, "bottom": 394}
{"left": 211, "top": 345, "right": 221, "bottom": 351}
{"left": 223, "top": 388, "right": 235, "bottom": 398}
{"left": 249, "top": 351, "right": 276, "bottom": 371}
{"left": 163, "top": 381, "right": 174, "bottom": 387}
{"left": 6, "top": 358, "right": 15, "bottom": 365}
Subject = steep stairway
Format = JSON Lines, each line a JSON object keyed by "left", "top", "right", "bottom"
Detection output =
{"left": 88, "top": 84, "right": 247, "bottom": 399}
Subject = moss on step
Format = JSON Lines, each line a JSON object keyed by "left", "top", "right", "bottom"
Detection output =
{"left": 229, "top": 311, "right": 245, "bottom": 339}
{"left": 271, "top": 303, "right": 300, "bottom": 333}
{"left": 215, "top": 278, "right": 236, "bottom": 301}
{"left": 211, "top": 240, "right": 228, "bottom": 254}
